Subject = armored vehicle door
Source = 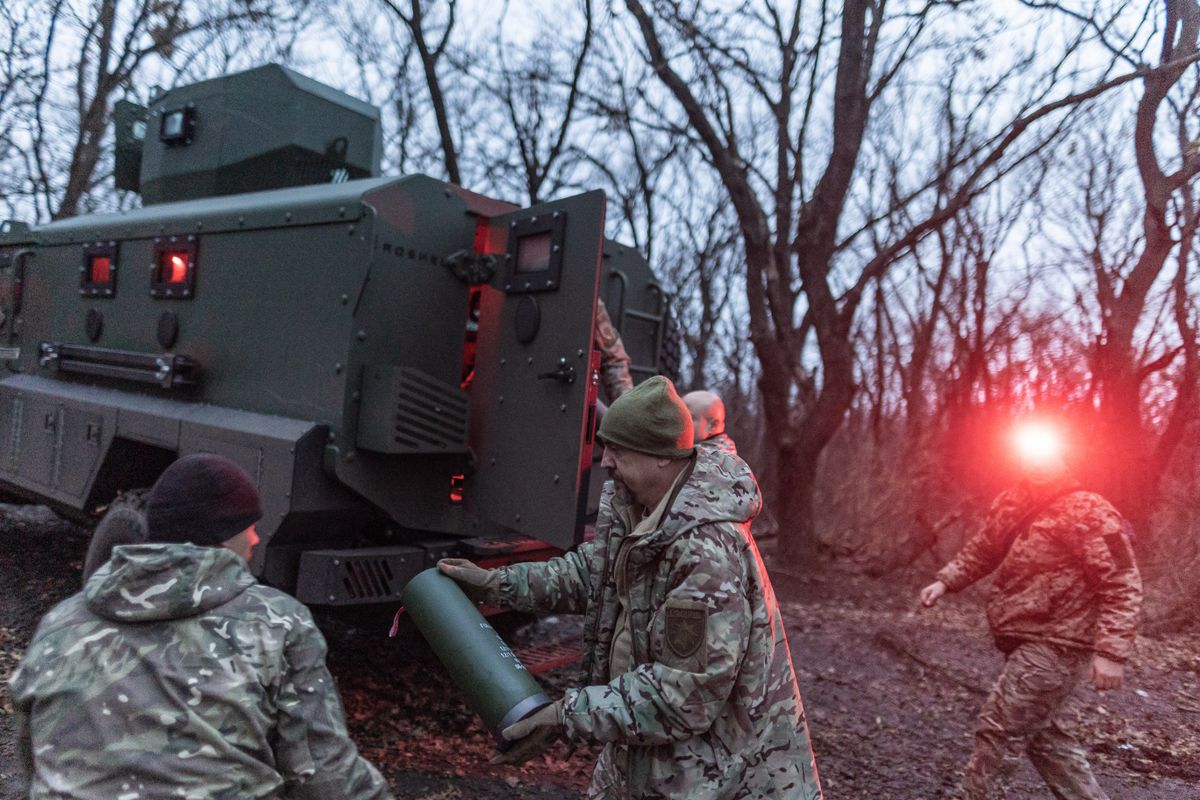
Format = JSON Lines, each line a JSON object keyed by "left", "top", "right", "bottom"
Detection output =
{"left": 0, "top": 221, "right": 33, "bottom": 355}
{"left": 465, "top": 191, "right": 605, "bottom": 550}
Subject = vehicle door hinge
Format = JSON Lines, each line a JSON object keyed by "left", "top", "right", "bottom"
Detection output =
{"left": 445, "top": 250, "right": 497, "bottom": 285}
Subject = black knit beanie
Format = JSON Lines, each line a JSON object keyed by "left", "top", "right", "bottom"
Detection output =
{"left": 146, "top": 454, "right": 263, "bottom": 546}
{"left": 597, "top": 375, "right": 694, "bottom": 458}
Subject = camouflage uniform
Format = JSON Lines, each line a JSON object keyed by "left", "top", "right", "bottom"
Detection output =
{"left": 696, "top": 431, "right": 738, "bottom": 457}
{"left": 9, "top": 543, "right": 393, "bottom": 800}
{"left": 595, "top": 299, "right": 634, "bottom": 402}
{"left": 936, "top": 481, "right": 1142, "bottom": 800}
{"left": 498, "top": 446, "right": 823, "bottom": 800}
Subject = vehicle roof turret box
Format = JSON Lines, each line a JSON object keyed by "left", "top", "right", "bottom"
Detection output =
{"left": 123, "top": 64, "right": 383, "bottom": 205}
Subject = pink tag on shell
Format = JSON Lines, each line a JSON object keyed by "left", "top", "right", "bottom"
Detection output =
{"left": 388, "top": 606, "right": 405, "bottom": 638}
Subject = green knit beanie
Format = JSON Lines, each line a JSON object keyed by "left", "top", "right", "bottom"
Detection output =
{"left": 598, "top": 376, "right": 694, "bottom": 458}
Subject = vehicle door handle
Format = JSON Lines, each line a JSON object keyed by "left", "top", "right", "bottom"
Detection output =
{"left": 537, "top": 358, "right": 576, "bottom": 385}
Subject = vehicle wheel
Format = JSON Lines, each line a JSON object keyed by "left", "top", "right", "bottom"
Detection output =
{"left": 83, "top": 490, "right": 149, "bottom": 583}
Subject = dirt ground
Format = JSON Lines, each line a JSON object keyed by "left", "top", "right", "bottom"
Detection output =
{"left": 0, "top": 504, "right": 1197, "bottom": 799}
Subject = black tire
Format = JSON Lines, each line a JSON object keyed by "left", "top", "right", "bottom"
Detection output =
{"left": 83, "top": 490, "right": 149, "bottom": 584}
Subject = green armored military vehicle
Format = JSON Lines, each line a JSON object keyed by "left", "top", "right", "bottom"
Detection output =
{"left": 0, "top": 64, "right": 676, "bottom": 608}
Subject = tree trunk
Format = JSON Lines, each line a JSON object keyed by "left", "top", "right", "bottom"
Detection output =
{"left": 1090, "top": 0, "right": 1200, "bottom": 525}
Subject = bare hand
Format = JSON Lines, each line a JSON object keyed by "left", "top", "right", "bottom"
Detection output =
{"left": 1090, "top": 655, "right": 1125, "bottom": 690}
{"left": 920, "top": 580, "right": 947, "bottom": 608}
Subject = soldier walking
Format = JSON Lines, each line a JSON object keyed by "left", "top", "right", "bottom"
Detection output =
{"left": 9, "top": 454, "right": 394, "bottom": 800}
{"left": 920, "top": 424, "right": 1141, "bottom": 800}
{"left": 440, "top": 376, "right": 822, "bottom": 799}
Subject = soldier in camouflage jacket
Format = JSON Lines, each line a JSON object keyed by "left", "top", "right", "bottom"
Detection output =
{"left": 9, "top": 454, "right": 392, "bottom": 800}
{"left": 683, "top": 390, "right": 738, "bottom": 457}
{"left": 595, "top": 299, "right": 634, "bottom": 402}
{"left": 444, "top": 377, "right": 822, "bottom": 800}
{"left": 921, "top": 448, "right": 1141, "bottom": 800}
{"left": 695, "top": 431, "right": 738, "bottom": 457}
{"left": 933, "top": 483, "right": 1141, "bottom": 663}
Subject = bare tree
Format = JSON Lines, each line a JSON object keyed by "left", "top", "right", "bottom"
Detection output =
{"left": 5, "top": 0, "right": 302, "bottom": 222}
{"left": 1085, "top": 0, "right": 1200, "bottom": 524}
{"left": 1017, "top": 1, "right": 1200, "bottom": 532}
{"left": 570, "top": 31, "right": 688, "bottom": 263}
{"left": 484, "top": 0, "right": 595, "bottom": 205}
{"left": 378, "top": 0, "right": 462, "bottom": 185}
{"left": 324, "top": 3, "right": 431, "bottom": 176}
{"left": 619, "top": 0, "right": 1162, "bottom": 559}
{"left": 0, "top": 3, "right": 39, "bottom": 218}
{"left": 652, "top": 190, "right": 742, "bottom": 390}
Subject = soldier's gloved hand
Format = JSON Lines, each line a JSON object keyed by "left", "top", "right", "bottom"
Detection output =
{"left": 437, "top": 558, "right": 501, "bottom": 605}
{"left": 1090, "top": 655, "right": 1125, "bottom": 690}
{"left": 489, "top": 699, "right": 564, "bottom": 765}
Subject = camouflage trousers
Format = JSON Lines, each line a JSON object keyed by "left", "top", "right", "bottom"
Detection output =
{"left": 961, "top": 641, "right": 1109, "bottom": 800}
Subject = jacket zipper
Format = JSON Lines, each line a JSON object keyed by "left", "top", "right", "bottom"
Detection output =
{"left": 587, "top": 504, "right": 618, "bottom": 681}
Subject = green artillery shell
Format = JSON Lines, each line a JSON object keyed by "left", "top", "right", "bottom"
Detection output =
{"left": 400, "top": 568, "right": 551, "bottom": 743}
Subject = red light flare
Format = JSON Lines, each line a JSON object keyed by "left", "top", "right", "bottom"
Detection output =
{"left": 1008, "top": 417, "right": 1074, "bottom": 485}
{"left": 1010, "top": 419, "right": 1066, "bottom": 465}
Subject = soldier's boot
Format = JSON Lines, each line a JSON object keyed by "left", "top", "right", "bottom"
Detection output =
{"left": 1027, "top": 720, "right": 1110, "bottom": 800}
{"left": 959, "top": 642, "right": 1089, "bottom": 800}
{"left": 960, "top": 723, "right": 1023, "bottom": 800}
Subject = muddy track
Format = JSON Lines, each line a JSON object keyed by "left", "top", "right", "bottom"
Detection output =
{"left": 1, "top": 507, "right": 1196, "bottom": 799}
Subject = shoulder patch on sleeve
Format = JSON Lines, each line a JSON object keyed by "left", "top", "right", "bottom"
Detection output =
{"left": 665, "top": 599, "right": 707, "bottom": 659}
{"left": 1103, "top": 532, "right": 1136, "bottom": 571}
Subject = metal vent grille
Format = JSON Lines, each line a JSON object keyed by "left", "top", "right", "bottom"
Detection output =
{"left": 393, "top": 369, "right": 468, "bottom": 450}
{"left": 343, "top": 558, "right": 395, "bottom": 599}
{"left": 296, "top": 546, "right": 423, "bottom": 606}
{"left": 357, "top": 365, "right": 469, "bottom": 454}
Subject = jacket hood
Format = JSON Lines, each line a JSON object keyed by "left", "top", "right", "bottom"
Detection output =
{"left": 619, "top": 446, "right": 762, "bottom": 557}
{"left": 671, "top": 445, "right": 762, "bottom": 527}
{"left": 84, "top": 543, "right": 257, "bottom": 622}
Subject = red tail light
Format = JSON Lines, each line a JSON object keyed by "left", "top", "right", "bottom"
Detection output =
{"left": 161, "top": 252, "right": 189, "bottom": 284}
{"left": 151, "top": 240, "right": 197, "bottom": 299}
{"left": 88, "top": 256, "right": 112, "bottom": 284}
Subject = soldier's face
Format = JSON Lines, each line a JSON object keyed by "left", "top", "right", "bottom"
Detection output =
{"left": 222, "top": 524, "right": 260, "bottom": 562}
{"left": 601, "top": 444, "right": 660, "bottom": 503}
